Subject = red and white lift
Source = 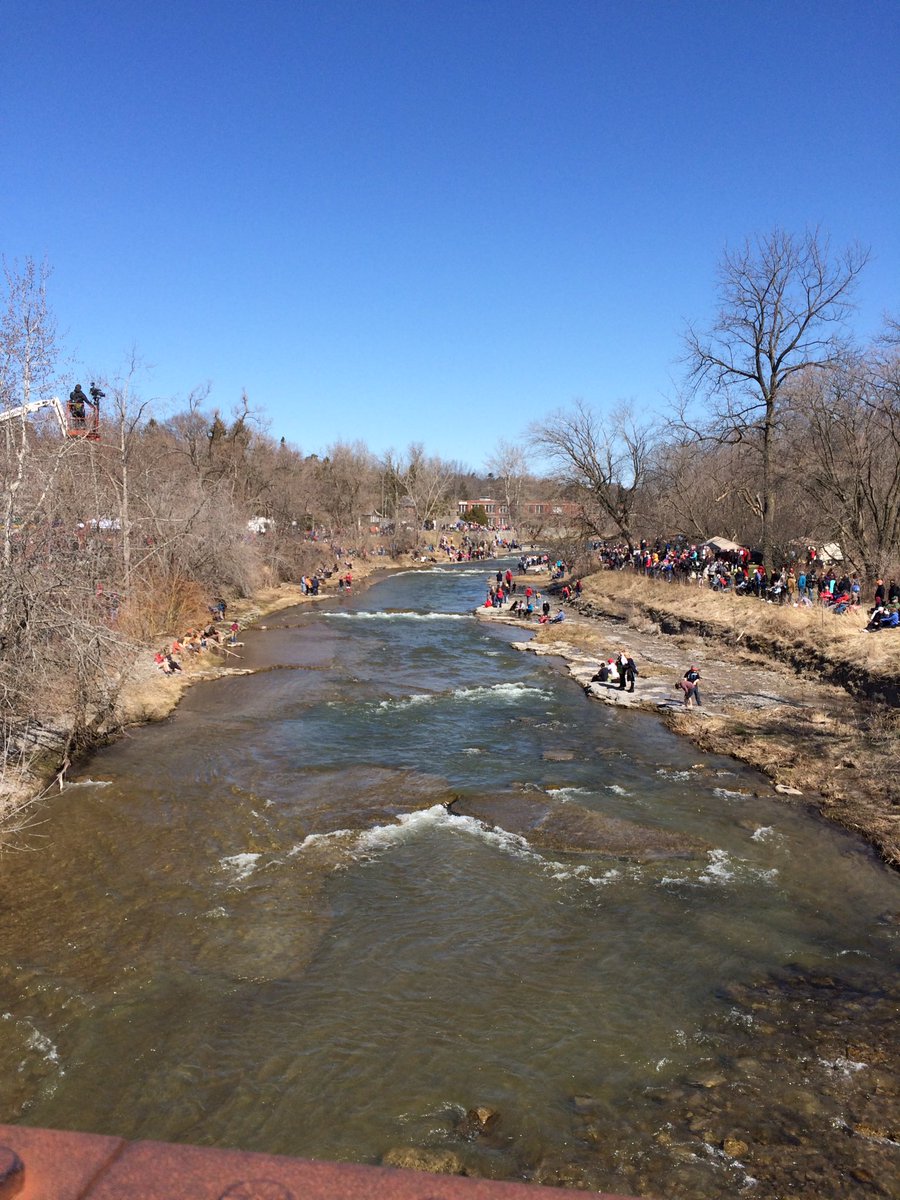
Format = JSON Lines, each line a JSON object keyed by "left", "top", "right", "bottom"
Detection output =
{"left": 0, "top": 395, "right": 101, "bottom": 441}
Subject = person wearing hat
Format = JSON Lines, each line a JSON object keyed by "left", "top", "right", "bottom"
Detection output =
{"left": 874, "top": 579, "right": 886, "bottom": 605}
{"left": 69, "top": 383, "right": 87, "bottom": 424}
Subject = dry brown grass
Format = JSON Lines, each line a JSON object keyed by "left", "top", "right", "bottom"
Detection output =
{"left": 532, "top": 622, "right": 607, "bottom": 656}
{"left": 118, "top": 574, "right": 211, "bottom": 642}
{"left": 579, "top": 571, "right": 899, "bottom": 675}
{"left": 682, "top": 702, "right": 900, "bottom": 866}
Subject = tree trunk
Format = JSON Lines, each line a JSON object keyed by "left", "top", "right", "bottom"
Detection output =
{"left": 761, "top": 394, "right": 776, "bottom": 577}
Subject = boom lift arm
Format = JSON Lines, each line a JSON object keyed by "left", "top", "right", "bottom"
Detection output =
{"left": 0, "top": 397, "right": 69, "bottom": 435}
{"left": 0, "top": 396, "right": 99, "bottom": 440}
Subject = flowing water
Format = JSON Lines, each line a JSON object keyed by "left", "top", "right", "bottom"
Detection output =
{"left": 1, "top": 564, "right": 898, "bottom": 1195}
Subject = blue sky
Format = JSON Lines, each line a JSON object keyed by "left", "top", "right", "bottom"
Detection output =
{"left": 3, "top": 0, "right": 898, "bottom": 469}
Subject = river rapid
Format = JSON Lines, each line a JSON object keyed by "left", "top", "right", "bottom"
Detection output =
{"left": 2, "top": 564, "right": 898, "bottom": 1198}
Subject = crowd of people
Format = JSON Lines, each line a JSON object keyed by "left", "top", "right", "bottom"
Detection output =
{"left": 154, "top": 619, "right": 240, "bottom": 676}
{"left": 592, "top": 538, "right": 896, "bottom": 626}
{"left": 865, "top": 577, "right": 900, "bottom": 631}
{"left": 482, "top": 565, "right": 558, "bottom": 621}
{"left": 429, "top": 533, "right": 520, "bottom": 562}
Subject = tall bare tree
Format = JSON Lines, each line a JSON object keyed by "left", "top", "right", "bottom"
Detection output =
{"left": 790, "top": 341, "right": 900, "bottom": 580}
{"left": 377, "top": 449, "right": 405, "bottom": 525}
{"left": 95, "top": 351, "right": 155, "bottom": 594}
{"left": 314, "top": 441, "right": 375, "bottom": 535}
{"left": 485, "top": 438, "right": 530, "bottom": 532}
{"left": 1, "top": 258, "right": 60, "bottom": 577}
{"left": 682, "top": 228, "right": 869, "bottom": 574}
{"left": 397, "top": 443, "right": 457, "bottom": 542}
{"left": 530, "top": 400, "right": 655, "bottom": 549}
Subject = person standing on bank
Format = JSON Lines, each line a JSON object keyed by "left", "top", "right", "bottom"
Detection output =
{"left": 683, "top": 665, "right": 702, "bottom": 706}
{"left": 625, "top": 656, "right": 638, "bottom": 693}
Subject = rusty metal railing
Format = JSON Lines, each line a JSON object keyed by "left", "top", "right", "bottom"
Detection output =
{"left": 0, "top": 1123, "right": 645, "bottom": 1200}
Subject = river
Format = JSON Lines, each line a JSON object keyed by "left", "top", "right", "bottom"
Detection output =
{"left": 1, "top": 563, "right": 898, "bottom": 1197}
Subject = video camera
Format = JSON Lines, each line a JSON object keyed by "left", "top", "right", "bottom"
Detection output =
{"left": 89, "top": 382, "right": 105, "bottom": 405}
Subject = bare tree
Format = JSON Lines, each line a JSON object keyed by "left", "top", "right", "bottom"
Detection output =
{"left": 397, "top": 443, "right": 457, "bottom": 542}
{"left": 377, "top": 449, "right": 405, "bottom": 525}
{"left": 314, "top": 441, "right": 376, "bottom": 535}
{"left": 97, "top": 351, "right": 155, "bottom": 594}
{"left": 791, "top": 344, "right": 900, "bottom": 580}
{"left": 1, "top": 258, "right": 60, "bottom": 577}
{"left": 682, "top": 228, "right": 869, "bottom": 574}
{"left": 647, "top": 438, "right": 746, "bottom": 542}
{"left": 530, "top": 400, "right": 656, "bottom": 549}
{"left": 485, "top": 438, "right": 530, "bottom": 532}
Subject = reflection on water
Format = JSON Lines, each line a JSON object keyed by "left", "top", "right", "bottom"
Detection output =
{"left": 1, "top": 564, "right": 897, "bottom": 1197}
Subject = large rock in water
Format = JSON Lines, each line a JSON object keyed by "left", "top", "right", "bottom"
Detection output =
{"left": 453, "top": 793, "right": 706, "bottom": 861}
{"left": 459, "top": 1106, "right": 501, "bottom": 1137}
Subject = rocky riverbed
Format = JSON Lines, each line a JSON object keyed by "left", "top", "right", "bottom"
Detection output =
{"left": 475, "top": 599, "right": 900, "bottom": 869}
{"left": 380, "top": 961, "right": 899, "bottom": 1199}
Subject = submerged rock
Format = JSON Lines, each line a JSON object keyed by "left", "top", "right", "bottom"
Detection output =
{"left": 688, "top": 1072, "right": 729, "bottom": 1089}
{"left": 382, "top": 1146, "right": 468, "bottom": 1175}
{"left": 531, "top": 804, "right": 706, "bottom": 860}
{"left": 453, "top": 792, "right": 706, "bottom": 861}
{"left": 531, "top": 1153, "right": 610, "bottom": 1190}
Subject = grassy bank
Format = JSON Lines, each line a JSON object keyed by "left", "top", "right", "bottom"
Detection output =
{"left": 551, "top": 570, "right": 899, "bottom": 867}
{"left": 578, "top": 571, "right": 899, "bottom": 701}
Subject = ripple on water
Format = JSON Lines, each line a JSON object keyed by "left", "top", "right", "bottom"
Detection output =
{"left": 288, "top": 829, "right": 357, "bottom": 857}
{"left": 373, "top": 682, "right": 550, "bottom": 711}
{"left": 545, "top": 786, "right": 594, "bottom": 802}
{"left": 298, "top": 806, "right": 648, "bottom": 900}
{"left": 713, "top": 786, "right": 753, "bottom": 800}
{"left": 218, "top": 852, "right": 261, "bottom": 883}
{"left": 321, "top": 610, "right": 473, "bottom": 621}
{"left": 353, "top": 804, "right": 537, "bottom": 863}
{"left": 751, "top": 825, "right": 777, "bottom": 841}
{"left": 659, "top": 848, "right": 779, "bottom": 889}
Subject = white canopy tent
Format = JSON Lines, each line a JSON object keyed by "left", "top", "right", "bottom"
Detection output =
{"left": 701, "top": 537, "right": 744, "bottom": 554}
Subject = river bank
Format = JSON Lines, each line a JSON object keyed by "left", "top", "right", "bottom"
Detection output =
{"left": 476, "top": 571, "right": 900, "bottom": 869}
{"left": 0, "top": 555, "right": 408, "bottom": 842}
{"left": 114, "top": 557, "right": 406, "bottom": 725}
